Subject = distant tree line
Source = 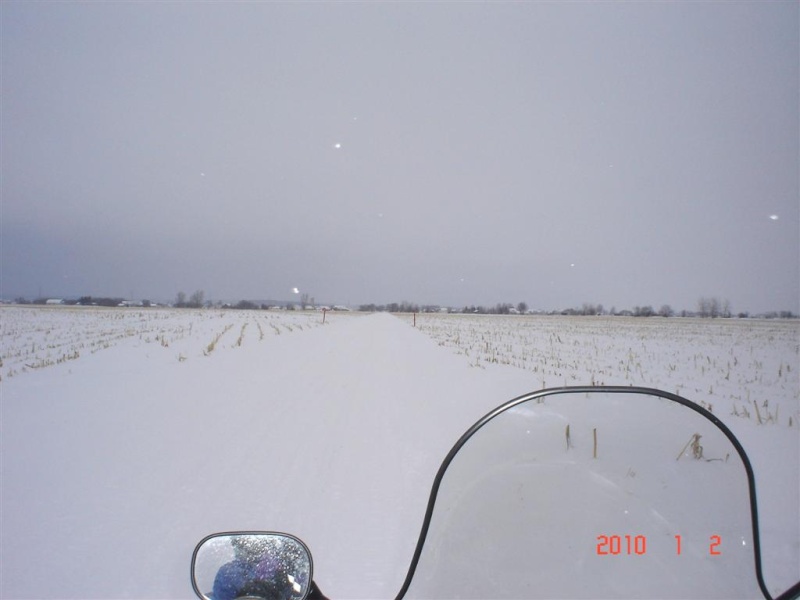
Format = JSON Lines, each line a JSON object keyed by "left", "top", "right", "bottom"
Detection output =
{"left": 359, "top": 301, "right": 423, "bottom": 313}
{"left": 356, "top": 297, "right": 797, "bottom": 319}
{"left": 358, "top": 301, "right": 533, "bottom": 314}
{"left": 14, "top": 296, "right": 133, "bottom": 307}
{"left": 173, "top": 292, "right": 313, "bottom": 311}
{"left": 459, "top": 302, "right": 530, "bottom": 314}
{"left": 7, "top": 292, "right": 797, "bottom": 319}
{"left": 221, "top": 300, "right": 280, "bottom": 310}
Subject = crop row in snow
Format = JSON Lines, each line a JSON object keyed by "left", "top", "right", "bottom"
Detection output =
{"left": 0, "top": 305, "right": 339, "bottom": 379}
{"left": 411, "top": 313, "right": 800, "bottom": 428}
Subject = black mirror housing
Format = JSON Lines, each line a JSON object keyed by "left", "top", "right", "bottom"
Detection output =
{"left": 191, "top": 532, "right": 313, "bottom": 600}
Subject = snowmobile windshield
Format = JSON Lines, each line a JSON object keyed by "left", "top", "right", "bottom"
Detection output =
{"left": 400, "top": 387, "right": 768, "bottom": 600}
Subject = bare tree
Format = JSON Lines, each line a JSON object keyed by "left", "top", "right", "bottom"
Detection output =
{"left": 697, "top": 297, "right": 710, "bottom": 318}
{"left": 697, "top": 296, "right": 730, "bottom": 318}
{"left": 176, "top": 291, "right": 186, "bottom": 307}
{"left": 722, "top": 299, "right": 731, "bottom": 318}
{"left": 709, "top": 297, "right": 720, "bottom": 318}
{"left": 189, "top": 290, "right": 205, "bottom": 308}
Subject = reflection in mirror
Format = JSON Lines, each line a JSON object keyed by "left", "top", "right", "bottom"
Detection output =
{"left": 191, "top": 532, "right": 312, "bottom": 600}
{"left": 404, "top": 391, "right": 761, "bottom": 599}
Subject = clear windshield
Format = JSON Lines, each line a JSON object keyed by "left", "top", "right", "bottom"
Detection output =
{"left": 404, "top": 390, "right": 762, "bottom": 599}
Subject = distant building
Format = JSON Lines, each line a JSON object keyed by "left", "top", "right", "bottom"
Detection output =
{"left": 46, "top": 299, "right": 65, "bottom": 305}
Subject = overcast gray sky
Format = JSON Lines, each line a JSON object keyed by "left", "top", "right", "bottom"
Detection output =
{"left": 2, "top": 1, "right": 797, "bottom": 313}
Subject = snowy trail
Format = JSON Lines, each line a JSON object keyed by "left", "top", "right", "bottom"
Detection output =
{"left": 2, "top": 312, "right": 538, "bottom": 599}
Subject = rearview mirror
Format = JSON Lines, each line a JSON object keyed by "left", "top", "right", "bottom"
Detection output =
{"left": 191, "top": 532, "right": 313, "bottom": 600}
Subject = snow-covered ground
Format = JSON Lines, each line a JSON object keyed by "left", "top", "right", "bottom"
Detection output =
{"left": 1, "top": 307, "right": 797, "bottom": 599}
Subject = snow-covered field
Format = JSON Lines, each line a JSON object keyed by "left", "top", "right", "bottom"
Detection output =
{"left": 414, "top": 313, "right": 799, "bottom": 428}
{"left": 1, "top": 306, "right": 798, "bottom": 599}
